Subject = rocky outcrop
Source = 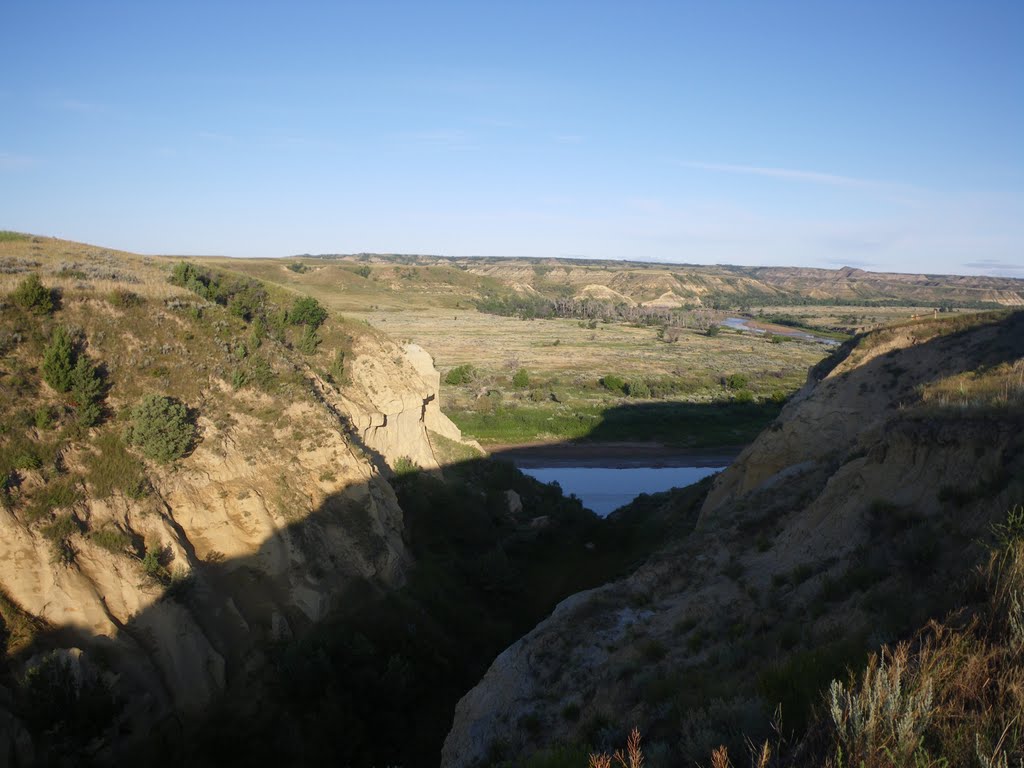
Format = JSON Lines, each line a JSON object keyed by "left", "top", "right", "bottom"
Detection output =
{"left": 341, "top": 342, "right": 471, "bottom": 470}
{"left": 443, "top": 311, "right": 1024, "bottom": 766}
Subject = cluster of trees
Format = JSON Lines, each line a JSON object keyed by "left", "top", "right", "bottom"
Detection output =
{"left": 477, "top": 292, "right": 733, "bottom": 340}
{"left": 41, "top": 326, "right": 104, "bottom": 428}
{"left": 476, "top": 293, "right": 676, "bottom": 325}
{"left": 170, "top": 261, "right": 328, "bottom": 355}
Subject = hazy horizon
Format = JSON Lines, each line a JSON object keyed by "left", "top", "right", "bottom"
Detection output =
{"left": 2, "top": 2, "right": 1022, "bottom": 277}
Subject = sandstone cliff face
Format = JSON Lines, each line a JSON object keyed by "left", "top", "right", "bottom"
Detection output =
{"left": 443, "top": 312, "right": 1024, "bottom": 766}
{"left": 341, "top": 342, "right": 470, "bottom": 470}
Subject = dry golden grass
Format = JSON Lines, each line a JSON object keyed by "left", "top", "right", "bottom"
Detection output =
{"left": 920, "top": 360, "right": 1024, "bottom": 409}
{"left": 589, "top": 727, "right": 645, "bottom": 768}
{"left": 816, "top": 511, "right": 1024, "bottom": 767}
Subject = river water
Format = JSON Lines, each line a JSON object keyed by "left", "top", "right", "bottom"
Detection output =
{"left": 519, "top": 465, "right": 726, "bottom": 517}
{"left": 721, "top": 316, "right": 838, "bottom": 344}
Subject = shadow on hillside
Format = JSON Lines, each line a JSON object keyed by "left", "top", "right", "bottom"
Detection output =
{"left": 808, "top": 309, "right": 1024, "bottom": 410}
{"left": 3, "top": 399, "right": 723, "bottom": 768}
{"left": 5, "top": 311, "right": 1024, "bottom": 767}
{"left": 486, "top": 399, "right": 778, "bottom": 468}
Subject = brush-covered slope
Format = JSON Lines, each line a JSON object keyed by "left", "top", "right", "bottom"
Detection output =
{"left": 443, "top": 310, "right": 1024, "bottom": 766}
{"left": 0, "top": 234, "right": 476, "bottom": 748}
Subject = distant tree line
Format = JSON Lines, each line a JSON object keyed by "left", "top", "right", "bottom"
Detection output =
{"left": 475, "top": 294, "right": 677, "bottom": 325}
{"left": 476, "top": 288, "right": 1004, "bottom": 320}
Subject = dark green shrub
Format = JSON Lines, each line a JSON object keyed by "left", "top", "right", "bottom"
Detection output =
{"left": 288, "top": 296, "right": 327, "bottom": 329}
{"left": 40, "top": 513, "right": 79, "bottom": 542}
{"left": 393, "top": 457, "right": 419, "bottom": 476}
{"left": 108, "top": 288, "right": 142, "bottom": 308}
{"left": 89, "top": 525, "right": 134, "bottom": 555}
{"left": 33, "top": 407, "right": 53, "bottom": 430}
{"left": 512, "top": 368, "right": 530, "bottom": 388}
{"left": 296, "top": 325, "right": 321, "bottom": 354}
{"left": 227, "top": 283, "right": 267, "bottom": 321}
{"left": 70, "top": 357, "right": 103, "bottom": 427}
{"left": 42, "top": 326, "right": 75, "bottom": 392}
{"left": 169, "top": 261, "right": 203, "bottom": 290}
{"left": 725, "top": 373, "right": 750, "bottom": 390}
{"left": 11, "top": 274, "right": 53, "bottom": 314}
{"left": 125, "top": 395, "right": 196, "bottom": 462}
{"left": 734, "top": 389, "right": 755, "bottom": 404}
{"left": 599, "top": 374, "right": 626, "bottom": 393}
{"left": 248, "top": 357, "right": 275, "bottom": 391}
{"left": 354, "top": 265, "right": 372, "bottom": 278}
{"left": 249, "top": 315, "right": 266, "bottom": 349}
{"left": 444, "top": 364, "right": 477, "bottom": 385}
{"left": 330, "top": 349, "right": 346, "bottom": 383}
{"left": 141, "top": 548, "right": 170, "bottom": 584}
{"left": 625, "top": 379, "right": 651, "bottom": 398}
{"left": 705, "top": 324, "right": 721, "bottom": 337}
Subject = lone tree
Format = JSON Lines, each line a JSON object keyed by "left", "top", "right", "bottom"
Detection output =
{"left": 126, "top": 395, "right": 196, "bottom": 462}
{"left": 288, "top": 296, "right": 327, "bottom": 329}
{"left": 42, "top": 326, "right": 75, "bottom": 392}
{"left": 12, "top": 274, "right": 54, "bottom": 315}
{"left": 70, "top": 357, "right": 104, "bottom": 427}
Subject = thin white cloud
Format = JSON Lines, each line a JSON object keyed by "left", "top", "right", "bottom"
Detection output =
{"left": 681, "top": 160, "right": 879, "bottom": 189}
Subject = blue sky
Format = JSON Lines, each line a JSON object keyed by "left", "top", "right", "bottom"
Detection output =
{"left": 2, "top": 1, "right": 1022, "bottom": 275}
